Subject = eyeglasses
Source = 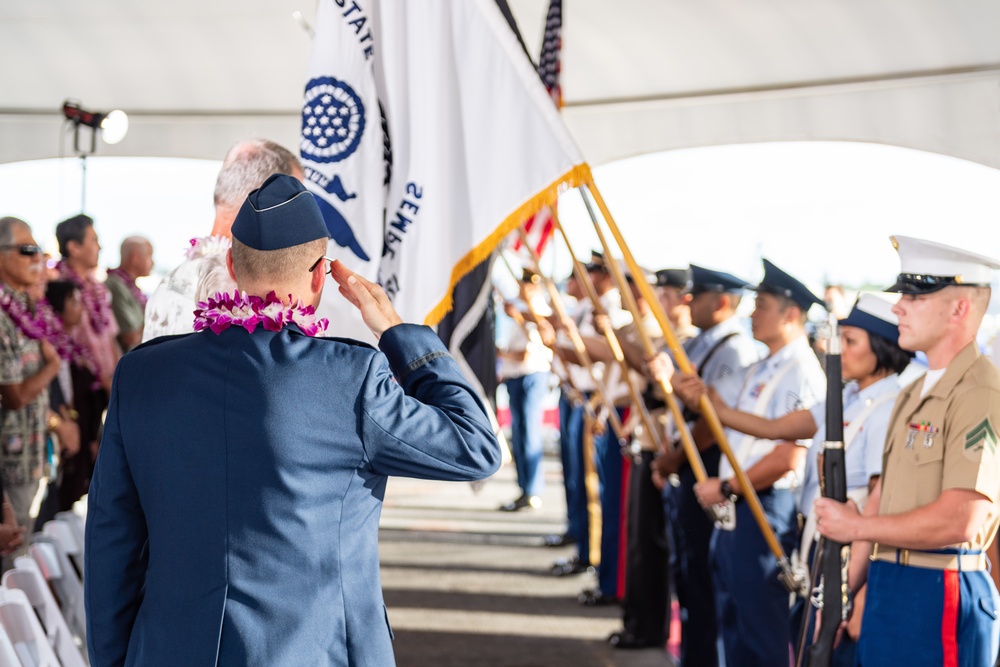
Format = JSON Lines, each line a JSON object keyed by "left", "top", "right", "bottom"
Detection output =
{"left": 309, "top": 255, "right": 334, "bottom": 275}
{"left": 0, "top": 244, "right": 41, "bottom": 257}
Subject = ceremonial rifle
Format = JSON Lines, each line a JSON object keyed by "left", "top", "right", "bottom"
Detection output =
{"left": 580, "top": 181, "right": 806, "bottom": 594}
{"left": 804, "top": 316, "right": 849, "bottom": 667}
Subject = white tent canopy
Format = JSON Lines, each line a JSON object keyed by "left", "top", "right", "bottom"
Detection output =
{"left": 3, "top": 0, "right": 1000, "bottom": 168}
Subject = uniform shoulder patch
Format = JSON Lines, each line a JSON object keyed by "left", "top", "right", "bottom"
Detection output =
{"left": 965, "top": 418, "right": 998, "bottom": 456}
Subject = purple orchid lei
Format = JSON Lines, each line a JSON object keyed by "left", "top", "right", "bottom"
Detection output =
{"left": 0, "top": 285, "right": 98, "bottom": 374}
{"left": 193, "top": 290, "right": 329, "bottom": 337}
{"left": 56, "top": 260, "right": 114, "bottom": 335}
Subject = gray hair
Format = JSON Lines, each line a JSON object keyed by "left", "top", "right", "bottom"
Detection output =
{"left": 0, "top": 216, "right": 29, "bottom": 247}
{"left": 213, "top": 139, "right": 302, "bottom": 210}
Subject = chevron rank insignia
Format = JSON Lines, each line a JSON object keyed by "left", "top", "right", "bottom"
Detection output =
{"left": 965, "top": 419, "right": 998, "bottom": 457}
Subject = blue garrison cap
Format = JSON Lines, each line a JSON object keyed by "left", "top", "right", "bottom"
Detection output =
{"left": 231, "top": 174, "right": 330, "bottom": 251}
{"left": 690, "top": 264, "right": 752, "bottom": 296}
{"left": 756, "top": 259, "right": 826, "bottom": 312}
{"left": 654, "top": 268, "right": 691, "bottom": 291}
{"left": 839, "top": 293, "right": 901, "bottom": 346}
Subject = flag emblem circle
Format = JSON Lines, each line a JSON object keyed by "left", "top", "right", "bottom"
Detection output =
{"left": 301, "top": 76, "right": 366, "bottom": 163}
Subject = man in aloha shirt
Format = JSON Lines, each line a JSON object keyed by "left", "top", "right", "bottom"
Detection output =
{"left": 0, "top": 217, "right": 62, "bottom": 568}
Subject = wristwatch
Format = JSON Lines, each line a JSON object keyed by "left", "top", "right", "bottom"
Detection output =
{"left": 720, "top": 480, "right": 739, "bottom": 504}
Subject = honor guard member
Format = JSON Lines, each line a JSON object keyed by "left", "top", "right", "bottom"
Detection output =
{"left": 85, "top": 175, "right": 501, "bottom": 666}
{"left": 816, "top": 236, "right": 1000, "bottom": 667}
{"left": 598, "top": 266, "right": 671, "bottom": 648}
{"left": 551, "top": 252, "right": 629, "bottom": 578}
{"left": 688, "top": 259, "right": 826, "bottom": 667}
{"left": 654, "top": 264, "right": 761, "bottom": 666}
{"left": 713, "top": 293, "right": 913, "bottom": 664}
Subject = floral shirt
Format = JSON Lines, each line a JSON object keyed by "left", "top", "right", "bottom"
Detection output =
{"left": 143, "top": 236, "right": 234, "bottom": 342}
{"left": 0, "top": 285, "right": 48, "bottom": 486}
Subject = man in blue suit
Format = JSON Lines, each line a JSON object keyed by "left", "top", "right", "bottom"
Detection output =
{"left": 84, "top": 174, "right": 502, "bottom": 666}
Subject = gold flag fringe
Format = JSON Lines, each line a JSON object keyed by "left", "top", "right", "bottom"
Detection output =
{"left": 423, "top": 162, "right": 593, "bottom": 326}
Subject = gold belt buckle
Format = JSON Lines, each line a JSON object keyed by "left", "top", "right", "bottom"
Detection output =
{"left": 900, "top": 549, "right": 910, "bottom": 566}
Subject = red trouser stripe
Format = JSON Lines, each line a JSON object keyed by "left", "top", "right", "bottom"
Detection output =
{"left": 942, "top": 569, "right": 960, "bottom": 667}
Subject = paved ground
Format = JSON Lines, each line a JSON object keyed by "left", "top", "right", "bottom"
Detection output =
{"left": 379, "top": 459, "right": 677, "bottom": 667}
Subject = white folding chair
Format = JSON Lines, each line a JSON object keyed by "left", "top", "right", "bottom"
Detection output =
{"left": 43, "top": 519, "right": 83, "bottom": 580}
{"left": 26, "top": 540, "right": 86, "bottom": 647}
{"left": 2, "top": 565, "right": 86, "bottom": 667}
{"left": 0, "top": 613, "right": 24, "bottom": 667}
{"left": 0, "top": 587, "right": 61, "bottom": 667}
{"left": 54, "top": 512, "right": 85, "bottom": 563}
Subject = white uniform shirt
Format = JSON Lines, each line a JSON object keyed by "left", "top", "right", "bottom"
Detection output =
{"left": 685, "top": 316, "right": 761, "bottom": 388}
{"left": 799, "top": 374, "right": 900, "bottom": 514}
{"left": 560, "top": 288, "right": 631, "bottom": 393}
{"left": 717, "top": 335, "right": 826, "bottom": 484}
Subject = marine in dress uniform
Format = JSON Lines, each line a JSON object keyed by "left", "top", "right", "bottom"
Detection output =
{"left": 691, "top": 259, "right": 826, "bottom": 667}
{"left": 84, "top": 175, "right": 501, "bottom": 667}
{"left": 661, "top": 264, "right": 761, "bottom": 666}
{"left": 816, "top": 236, "right": 1000, "bottom": 667}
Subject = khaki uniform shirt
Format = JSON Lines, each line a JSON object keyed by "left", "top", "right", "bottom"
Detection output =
{"left": 879, "top": 342, "right": 1000, "bottom": 551}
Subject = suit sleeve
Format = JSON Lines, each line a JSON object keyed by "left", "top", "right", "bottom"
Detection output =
{"left": 360, "top": 324, "right": 501, "bottom": 480}
{"left": 85, "top": 360, "right": 148, "bottom": 667}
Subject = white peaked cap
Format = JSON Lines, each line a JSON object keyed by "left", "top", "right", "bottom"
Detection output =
{"left": 886, "top": 235, "right": 1000, "bottom": 294}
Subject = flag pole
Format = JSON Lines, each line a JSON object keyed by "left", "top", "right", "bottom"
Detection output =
{"left": 515, "top": 225, "right": 666, "bottom": 456}
{"left": 579, "top": 182, "right": 804, "bottom": 594}
{"left": 497, "top": 251, "right": 604, "bottom": 564}
{"left": 497, "top": 251, "right": 629, "bottom": 446}
{"left": 548, "top": 216, "right": 720, "bottom": 492}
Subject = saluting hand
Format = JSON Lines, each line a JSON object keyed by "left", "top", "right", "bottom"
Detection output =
{"left": 330, "top": 260, "right": 404, "bottom": 340}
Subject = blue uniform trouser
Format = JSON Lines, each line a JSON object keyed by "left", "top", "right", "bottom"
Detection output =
{"left": 856, "top": 554, "right": 1000, "bottom": 666}
{"left": 665, "top": 444, "right": 721, "bottom": 667}
{"left": 558, "top": 393, "right": 589, "bottom": 563}
{"left": 595, "top": 408, "right": 627, "bottom": 597}
{"left": 506, "top": 372, "right": 547, "bottom": 498}
{"left": 711, "top": 487, "right": 798, "bottom": 667}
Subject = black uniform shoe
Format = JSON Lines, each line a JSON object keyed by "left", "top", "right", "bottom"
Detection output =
{"left": 550, "top": 555, "right": 592, "bottom": 576}
{"left": 578, "top": 588, "right": 620, "bottom": 606}
{"left": 542, "top": 532, "right": 576, "bottom": 547}
{"left": 607, "top": 631, "right": 663, "bottom": 650}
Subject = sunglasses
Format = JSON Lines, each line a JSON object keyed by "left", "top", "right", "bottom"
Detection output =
{"left": 0, "top": 244, "right": 41, "bottom": 257}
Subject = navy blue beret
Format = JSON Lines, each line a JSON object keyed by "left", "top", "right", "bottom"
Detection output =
{"left": 231, "top": 174, "right": 330, "bottom": 251}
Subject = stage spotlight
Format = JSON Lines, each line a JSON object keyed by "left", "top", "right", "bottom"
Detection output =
{"left": 62, "top": 100, "right": 129, "bottom": 147}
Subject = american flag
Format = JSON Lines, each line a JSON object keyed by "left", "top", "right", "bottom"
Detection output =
{"left": 536, "top": 0, "right": 562, "bottom": 108}
{"left": 513, "top": 0, "right": 563, "bottom": 258}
